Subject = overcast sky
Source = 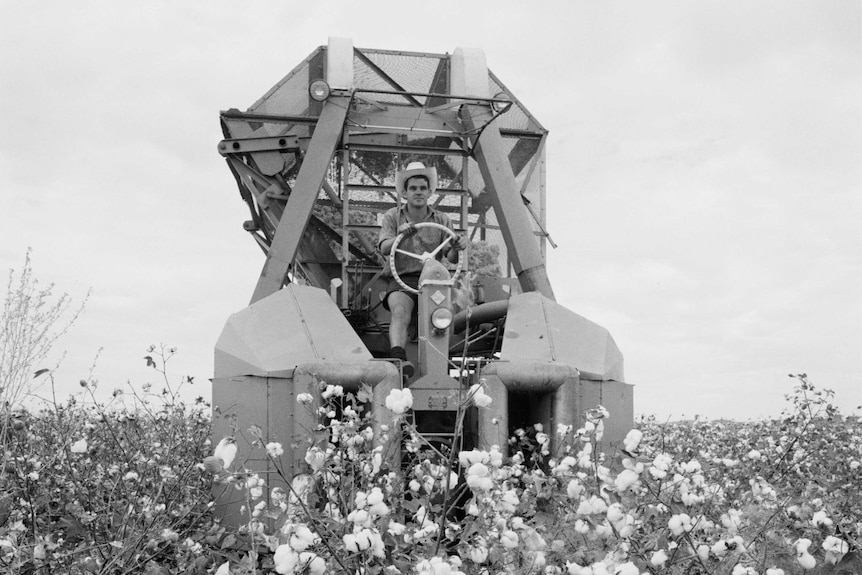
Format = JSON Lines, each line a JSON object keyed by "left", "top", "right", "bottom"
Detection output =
{"left": 1, "top": 1, "right": 859, "bottom": 420}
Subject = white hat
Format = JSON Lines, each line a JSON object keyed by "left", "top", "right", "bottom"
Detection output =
{"left": 395, "top": 161, "right": 437, "bottom": 193}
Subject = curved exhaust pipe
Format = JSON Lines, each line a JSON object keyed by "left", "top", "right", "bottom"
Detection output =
{"left": 452, "top": 300, "right": 509, "bottom": 334}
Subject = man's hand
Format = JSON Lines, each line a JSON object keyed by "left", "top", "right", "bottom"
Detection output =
{"left": 397, "top": 222, "right": 417, "bottom": 236}
{"left": 451, "top": 233, "right": 467, "bottom": 251}
{"left": 445, "top": 233, "right": 467, "bottom": 261}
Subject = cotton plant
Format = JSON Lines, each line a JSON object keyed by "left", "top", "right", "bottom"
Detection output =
{"left": 0, "top": 350, "right": 214, "bottom": 574}
{"left": 184, "top": 373, "right": 862, "bottom": 573}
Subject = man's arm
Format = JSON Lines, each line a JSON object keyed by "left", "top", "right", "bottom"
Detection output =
{"left": 441, "top": 215, "right": 466, "bottom": 263}
{"left": 377, "top": 210, "right": 398, "bottom": 256}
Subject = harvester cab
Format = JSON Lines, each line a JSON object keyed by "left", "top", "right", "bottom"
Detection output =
{"left": 212, "top": 38, "right": 633, "bottom": 520}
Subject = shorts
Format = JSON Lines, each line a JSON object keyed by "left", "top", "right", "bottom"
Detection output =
{"left": 382, "top": 272, "right": 421, "bottom": 311}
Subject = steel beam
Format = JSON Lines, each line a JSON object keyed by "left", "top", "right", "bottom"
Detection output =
{"left": 462, "top": 106, "right": 555, "bottom": 300}
{"left": 451, "top": 47, "right": 555, "bottom": 299}
{"left": 250, "top": 95, "right": 350, "bottom": 304}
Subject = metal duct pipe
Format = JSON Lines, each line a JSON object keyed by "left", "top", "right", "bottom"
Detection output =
{"left": 477, "top": 362, "right": 580, "bottom": 455}
{"left": 452, "top": 300, "right": 509, "bottom": 334}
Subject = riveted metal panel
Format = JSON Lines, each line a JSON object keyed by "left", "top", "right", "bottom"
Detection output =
{"left": 500, "top": 292, "right": 625, "bottom": 382}
{"left": 215, "top": 284, "right": 372, "bottom": 379}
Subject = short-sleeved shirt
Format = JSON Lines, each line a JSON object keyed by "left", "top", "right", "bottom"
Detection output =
{"left": 378, "top": 205, "right": 455, "bottom": 276}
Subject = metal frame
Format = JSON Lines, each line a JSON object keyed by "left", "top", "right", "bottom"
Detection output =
{"left": 218, "top": 38, "right": 553, "bottom": 320}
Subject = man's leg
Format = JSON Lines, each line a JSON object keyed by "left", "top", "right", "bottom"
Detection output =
{"left": 387, "top": 290, "right": 415, "bottom": 377}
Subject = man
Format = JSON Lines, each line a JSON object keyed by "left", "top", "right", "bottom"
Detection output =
{"left": 377, "top": 162, "right": 466, "bottom": 377}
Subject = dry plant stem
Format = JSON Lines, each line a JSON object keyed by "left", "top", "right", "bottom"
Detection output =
{"left": 0, "top": 249, "right": 89, "bottom": 408}
{"left": 264, "top": 451, "right": 353, "bottom": 575}
{"left": 767, "top": 376, "right": 822, "bottom": 484}
{"left": 433, "top": 383, "right": 469, "bottom": 556}
{"left": 432, "top": 315, "right": 476, "bottom": 555}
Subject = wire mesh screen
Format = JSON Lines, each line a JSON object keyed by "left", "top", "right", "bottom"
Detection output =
{"left": 357, "top": 50, "right": 448, "bottom": 103}
{"left": 249, "top": 49, "right": 324, "bottom": 119}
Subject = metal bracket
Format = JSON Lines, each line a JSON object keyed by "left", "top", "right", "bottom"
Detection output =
{"left": 218, "top": 135, "right": 300, "bottom": 156}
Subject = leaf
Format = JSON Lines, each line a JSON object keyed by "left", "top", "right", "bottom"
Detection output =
{"left": 220, "top": 533, "right": 237, "bottom": 549}
{"left": 144, "top": 356, "right": 156, "bottom": 368}
{"left": 357, "top": 382, "right": 374, "bottom": 403}
{"left": 33, "top": 368, "right": 50, "bottom": 378}
{"left": 0, "top": 494, "right": 11, "bottom": 526}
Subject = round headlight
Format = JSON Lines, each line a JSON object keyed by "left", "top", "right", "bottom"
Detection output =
{"left": 309, "top": 79, "right": 331, "bottom": 102}
{"left": 491, "top": 91, "right": 511, "bottom": 113}
{"left": 430, "top": 307, "right": 453, "bottom": 330}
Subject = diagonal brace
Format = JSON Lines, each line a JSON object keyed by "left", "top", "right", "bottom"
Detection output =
{"left": 462, "top": 103, "right": 556, "bottom": 300}
{"left": 250, "top": 95, "right": 350, "bottom": 304}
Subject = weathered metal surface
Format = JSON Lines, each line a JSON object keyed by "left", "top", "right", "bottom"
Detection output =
{"left": 215, "top": 283, "right": 372, "bottom": 379}
{"left": 211, "top": 359, "right": 400, "bottom": 527}
{"left": 500, "top": 291, "right": 624, "bottom": 382}
{"left": 477, "top": 361, "right": 579, "bottom": 454}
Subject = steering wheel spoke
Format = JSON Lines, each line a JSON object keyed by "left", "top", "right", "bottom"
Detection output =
{"left": 394, "top": 248, "right": 426, "bottom": 261}
{"left": 427, "top": 236, "right": 453, "bottom": 258}
{"left": 389, "top": 222, "right": 464, "bottom": 294}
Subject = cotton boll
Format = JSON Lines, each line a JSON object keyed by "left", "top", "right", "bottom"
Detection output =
{"left": 567, "top": 479, "right": 584, "bottom": 499}
{"left": 822, "top": 535, "right": 849, "bottom": 564}
{"left": 70, "top": 439, "right": 88, "bottom": 454}
{"left": 289, "top": 524, "right": 318, "bottom": 552}
{"left": 273, "top": 545, "right": 298, "bottom": 574}
{"left": 500, "top": 530, "right": 519, "bottom": 549}
{"left": 385, "top": 388, "right": 413, "bottom": 415}
{"left": 296, "top": 393, "right": 313, "bottom": 405}
{"left": 795, "top": 539, "right": 816, "bottom": 570}
{"left": 500, "top": 490, "right": 519, "bottom": 513}
{"left": 469, "top": 383, "right": 493, "bottom": 407}
{"left": 810, "top": 510, "right": 833, "bottom": 528}
{"left": 668, "top": 513, "right": 692, "bottom": 536}
{"left": 574, "top": 519, "right": 590, "bottom": 534}
{"left": 797, "top": 553, "right": 816, "bottom": 570}
{"left": 511, "top": 516, "right": 525, "bottom": 530}
{"left": 606, "top": 503, "right": 625, "bottom": 524}
{"left": 470, "top": 544, "right": 488, "bottom": 564}
{"left": 623, "top": 429, "right": 642, "bottom": 452}
{"left": 213, "top": 437, "right": 237, "bottom": 469}
{"left": 614, "top": 469, "right": 640, "bottom": 493}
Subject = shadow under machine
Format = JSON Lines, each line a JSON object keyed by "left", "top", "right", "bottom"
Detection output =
{"left": 212, "top": 38, "right": 633, "bottom": 482}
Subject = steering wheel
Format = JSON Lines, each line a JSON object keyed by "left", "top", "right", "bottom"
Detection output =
{"left": 389, "top": 222, "right": 464, "bottom": 294}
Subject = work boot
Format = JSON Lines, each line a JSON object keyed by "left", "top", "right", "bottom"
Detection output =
{"left": 390, "top": 346, "right": 415, "bottom": 379}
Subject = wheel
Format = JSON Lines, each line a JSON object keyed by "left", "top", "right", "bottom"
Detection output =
{"left": 389, "top": 222, "right": 464, "bottom": 294}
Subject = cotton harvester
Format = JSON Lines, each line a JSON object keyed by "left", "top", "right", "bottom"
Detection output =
{"left": 212, "top": 38, "right": 632, "bottom": 521}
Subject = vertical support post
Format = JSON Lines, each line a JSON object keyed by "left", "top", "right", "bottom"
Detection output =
{"left": 341, "top": 145, "right": 350, "bottom": 308}
{"left": 550, "top": 369, "right": 580, "bottom": 455}
{"left": 460, "top": 154, "right": 469, "bottom": 233}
